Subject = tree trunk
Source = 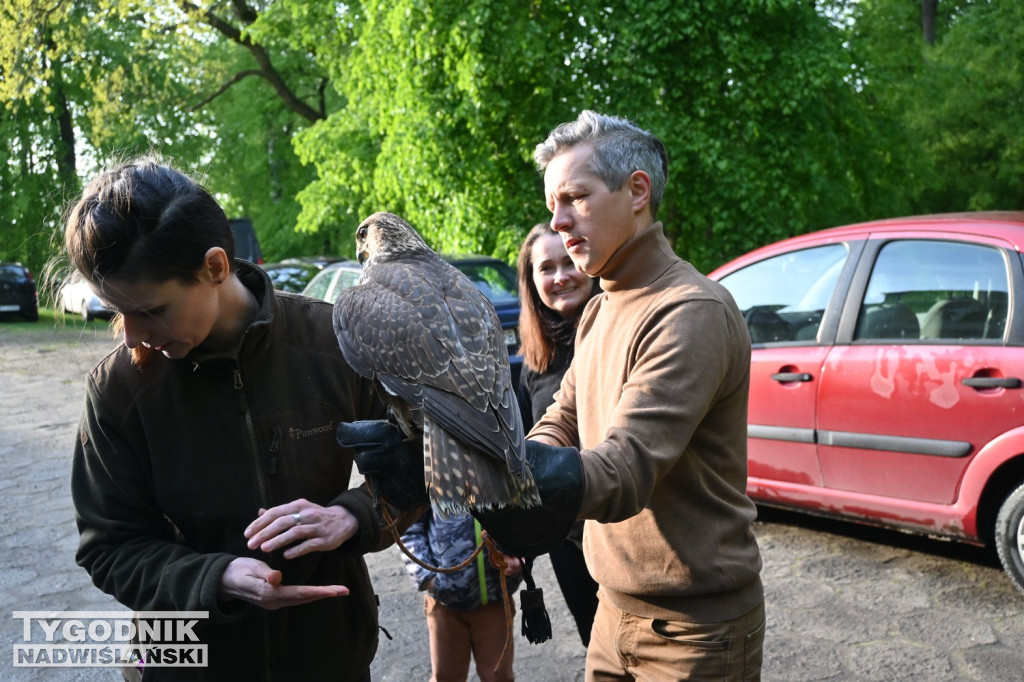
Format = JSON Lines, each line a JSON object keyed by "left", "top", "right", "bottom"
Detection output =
{"left": 44, "top": 30, "right": 78, "bottom": 193}
{"left": 922, "top": 0, "right": 937, "bottom": 45}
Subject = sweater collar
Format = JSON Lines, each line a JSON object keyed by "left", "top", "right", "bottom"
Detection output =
{"left": 597, "top": 221, "right": 678, "bottom": 292}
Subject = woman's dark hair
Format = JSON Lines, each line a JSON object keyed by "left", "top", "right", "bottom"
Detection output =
{"left": 516, "top": 222, "right": 600, "bottom": 373}
{"left": 65, "top": 157, "right": 234, "bottom": 287}
{"left": 64, "top": 157, "right": 234, "bottom": 368}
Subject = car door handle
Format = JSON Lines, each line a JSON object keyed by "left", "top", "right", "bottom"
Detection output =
{"left": 771, "top": 372, "right": 813, "bottom": 383}
{"left": 962, "top": 376, "right": 1022, "bottom": 389}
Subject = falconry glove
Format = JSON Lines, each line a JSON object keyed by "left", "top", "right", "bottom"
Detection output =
{"left": 337, "top": 420, "right": 429, "bottom": 512}
{"left": 472, "top": 440, "right": 584, "bottom": 558}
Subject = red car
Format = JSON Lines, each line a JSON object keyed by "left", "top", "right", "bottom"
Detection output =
{"left": 707, "top": 212, "right": 1024, "bottom": 593}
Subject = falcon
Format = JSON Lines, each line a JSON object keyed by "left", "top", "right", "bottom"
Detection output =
{"left": 333, "top": 212, "right": 540, "bottom": 518}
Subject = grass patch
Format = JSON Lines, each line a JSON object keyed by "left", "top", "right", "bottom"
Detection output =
{"left": 0, "top": 308, "right": 115, "bottom": 336}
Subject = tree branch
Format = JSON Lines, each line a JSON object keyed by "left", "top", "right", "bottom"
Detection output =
{"left": 180, "top": 0, "right": 324, "bottom": 122}
{"left": 189, "top": 69, "right": 262, "bottom": 111}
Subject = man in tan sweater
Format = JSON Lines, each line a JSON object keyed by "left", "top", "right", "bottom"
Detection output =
{"left": 342, "top": 110, "right": 764, "bottom": 680}
{"left": 524, "top": 110, "right": 765, "bottom": 680}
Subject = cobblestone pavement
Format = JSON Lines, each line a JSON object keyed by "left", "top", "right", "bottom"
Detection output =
{"left": 3, "top": 324, "right": 1024, "bottom": 681}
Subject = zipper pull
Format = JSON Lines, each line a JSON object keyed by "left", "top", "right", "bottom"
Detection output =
{"left": 269, "top": 428, "right": 280, "bottom": 476}
{"left": 233, "top": 369, "right": 246, "bottom": 414}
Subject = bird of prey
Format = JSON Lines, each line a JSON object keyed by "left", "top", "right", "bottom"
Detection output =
{"left": 333, "top": 212, "right": 540, "bottom": 518}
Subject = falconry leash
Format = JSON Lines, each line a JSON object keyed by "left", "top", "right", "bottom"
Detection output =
{"left": 370, "top": 479, "right": 522, "bottom": 675}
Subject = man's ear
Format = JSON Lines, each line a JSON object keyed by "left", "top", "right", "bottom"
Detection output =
{"left": 628, "top": 170, "right": 652, "bottom": 215}
{"left": 203, "top": 247, "right": 231, "bottom": 284}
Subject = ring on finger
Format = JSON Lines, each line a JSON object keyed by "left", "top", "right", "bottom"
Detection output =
{"left": 292, "top": 512, "right": 303, "bottom": 526}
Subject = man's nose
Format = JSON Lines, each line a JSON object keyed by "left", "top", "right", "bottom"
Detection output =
{"left": 550, "top": 204, "right": 572, "bottom": 233}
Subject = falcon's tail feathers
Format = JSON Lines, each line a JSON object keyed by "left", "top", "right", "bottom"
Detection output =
{"left": 423, "top": 420, "right": 540, "bottom": 519}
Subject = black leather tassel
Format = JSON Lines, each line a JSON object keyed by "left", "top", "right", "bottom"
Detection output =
{"left": 519, "top": 557, "right": 552, "bottom": 644}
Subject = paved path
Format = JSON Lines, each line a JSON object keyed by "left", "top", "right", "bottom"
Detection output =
{"left": 3, "top": 324, "right": 1024, "bottom": 680}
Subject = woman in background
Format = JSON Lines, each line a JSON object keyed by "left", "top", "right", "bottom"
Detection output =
{"left": 515, "top": 222, "right": 601, "bottom": 646}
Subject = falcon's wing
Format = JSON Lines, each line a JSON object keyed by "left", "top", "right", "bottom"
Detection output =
{"left": 333, "top": 256, "right": 525, "bottom": 474}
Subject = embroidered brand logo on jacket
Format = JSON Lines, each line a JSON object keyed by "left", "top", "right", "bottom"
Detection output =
{"left": 288, "top": 422, "right": 335, "bottom": 441}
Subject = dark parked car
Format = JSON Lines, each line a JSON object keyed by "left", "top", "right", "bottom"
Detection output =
{"left": 229, "top": 218, "right": 264, "bottom": 264}
{"left": 302, "top": 256, "right": 523, "bottom": 385}
{"left": 0, "top": 262, "right": 39, "bottom": 321}
{"left": 707, "top": 211, "right": 1024, "bottom": 593}
{"left": 260, "top": 261, "right": 324, "bottom": 293}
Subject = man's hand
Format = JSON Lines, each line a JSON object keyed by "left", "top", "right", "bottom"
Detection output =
{"left": 218, "top": 557, "right": 348, "bottom": 610}
{"left": 243, "top": 498, "right": 358, "bottom": 560}
{"left": 473, "top": 440, "right": 584, "bottom": 557}
{"left": 501, "top": 555, "right": 524, "bottom": 576}
{"left": 336, "top": 420, "right": 429, "bottom": 511}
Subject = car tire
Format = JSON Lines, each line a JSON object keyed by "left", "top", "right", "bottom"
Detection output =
{"left": 995, "top": 482, "right": 1024, "bottom": 595}
{"left": 80, "top": 301, "right": 92, "bottom": 322}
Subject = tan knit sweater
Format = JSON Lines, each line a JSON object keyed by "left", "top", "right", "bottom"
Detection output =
{"left": 530, "top": 222, "right": 763, "bottom": 622}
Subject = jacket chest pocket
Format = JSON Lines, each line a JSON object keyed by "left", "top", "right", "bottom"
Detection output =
{"left": 259, "top": 404, "right": 352, "bottom": 506}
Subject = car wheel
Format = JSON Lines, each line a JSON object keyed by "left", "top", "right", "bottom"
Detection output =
{"left": 995, "top": 482, "right": 1024, "bottom": 595}
{"left": 80, "top": 301, "right": 92, "bottom": 322}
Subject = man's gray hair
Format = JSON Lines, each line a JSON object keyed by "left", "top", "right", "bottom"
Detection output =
{"left": 534, "top": 110, "right": 668, "bottom": 217}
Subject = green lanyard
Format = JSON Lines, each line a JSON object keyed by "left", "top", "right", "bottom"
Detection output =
{"left": 474, "top": 519, "right": 487, "bottom": 606}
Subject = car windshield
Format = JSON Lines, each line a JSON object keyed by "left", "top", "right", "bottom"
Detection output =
{"left": 454, "top": 262, "right": 518, "bottom": 305}
{"left": 0, "top": 265, "right": 27, "bottom": 282}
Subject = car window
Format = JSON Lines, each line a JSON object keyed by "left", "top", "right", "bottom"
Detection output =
{"left": 327, "top": 270, "right": 361, "bottom": 302}
{"left": 335, "top": 270, "right": 361, "bottom": 291}
{"left": 854, "top": 239, "right": 1009, "bottom": 342}
{"left": 455, "top": 263, "right": 519, "bottom": 304}
{"left": 303, "top": 270, "right": 333, "bottom": 301}
{"left": 717, "top": 243, "right": 848, "bottom": 344}
{"left": 0, "top": 265, "right": 28, "bottom": 283}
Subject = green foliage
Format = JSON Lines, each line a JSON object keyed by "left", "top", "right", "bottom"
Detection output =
{"left": 851, "top": 0, "right": 1024, "bottom": 214}
{"left": 909, "top": 1, "right": 1024, "bottom": 211}
{"left": 0, "top": 103, "right": 69, "bottom": 273}
{"left": 1, "top": 0, "right": 338, "bottom": 270}
{"left": 0, "top": 0, "right": 89, "bottom": 274}
{"left": 296, "top": 1, "right": 915, "bottom": 271}
{"left": 569, "top": 0, "right": 915, "bottom": 271}
{"left": 1, "top": 0, "right": 1021, "bottom": 279}
{"left": 294, "top": 0, "right": 577, "bottom": 262}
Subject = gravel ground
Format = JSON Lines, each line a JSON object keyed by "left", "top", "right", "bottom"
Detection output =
{"left": 3, "top": 320, "right": 1024, "bottom": 681}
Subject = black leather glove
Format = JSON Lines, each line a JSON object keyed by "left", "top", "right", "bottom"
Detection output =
{"left": 336, "top": 420, "right": 428, "bottom": 512}
{"left": 472, "top": 440, "right": 584, "bottom": 557}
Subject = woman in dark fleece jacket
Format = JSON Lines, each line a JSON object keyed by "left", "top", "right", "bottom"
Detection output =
{"left": 65, "top": 157, "right": 417, "bottom": 681}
